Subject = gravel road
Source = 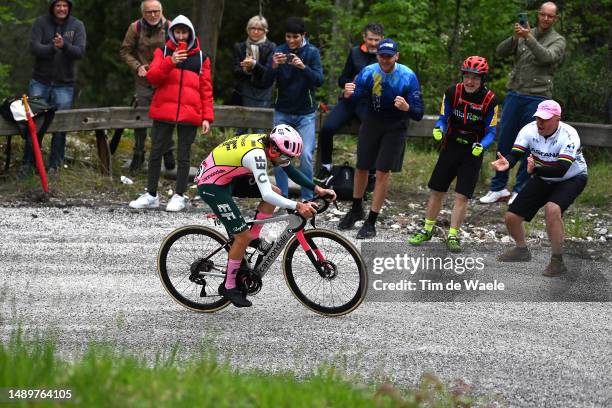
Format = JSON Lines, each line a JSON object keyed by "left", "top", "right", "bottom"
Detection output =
{"left": 1, "top": 205, "right": 610, "bottom": 407}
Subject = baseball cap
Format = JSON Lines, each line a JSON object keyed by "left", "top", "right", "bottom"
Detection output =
{"left": 533, "top": 100, "right": 562, "bottom": 119}
{"left": 377, "top": 38, "right": 398, "bottom": 56}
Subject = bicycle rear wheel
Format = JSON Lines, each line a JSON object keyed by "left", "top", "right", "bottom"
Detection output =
{"left": 282, "top": 229, "right": 367, "bottom": 316}
{"left": 158, "top": 225, "right": 231, "bottom": 312}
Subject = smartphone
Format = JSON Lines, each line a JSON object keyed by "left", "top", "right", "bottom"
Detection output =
{"left": 177, "top": 41, "right": 187, "bottom": 51}
{"left": 285, "top": 53, "right": 295, "bottom": 63}
{"left": 518, "top": 12, "right": 528, "bottom": 28}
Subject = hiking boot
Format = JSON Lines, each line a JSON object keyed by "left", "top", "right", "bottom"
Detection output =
{"left": 218, "top": 285, "right": 252, "bottom": 307}
{"left": 446, "top": 236, "right": 462, "bottom": 253}
{"left": 166, "top": 194, "right": 189, "bottom": 212}
{"left": 408, "top": 229, "right": 433, "bottom": 246}
{"left": 497, "top": 246, "right": 531, "bottom": 262}
{"left": 356, "top": 220, "right": 376, "bottom": 239}
{"left": 163, "top": 150, "right": 175, "bottom": 171}
{"left": 479, "top": 189, "right": 511, "bottom": 204}
{"left": 129, "top": 152, "right": 145, "bottom": 173}
{"left": 338, "top": 208, "right": 364, "bottom": 230}
{"left": 543, "top": 255, "right": 567, "bottom": 277}
{"left": 129, "top": 192, "right": 160, "bottom": 209}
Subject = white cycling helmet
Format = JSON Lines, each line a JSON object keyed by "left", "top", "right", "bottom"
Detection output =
{"left": 269, "top": 124, "right": 303, "bottom": 158}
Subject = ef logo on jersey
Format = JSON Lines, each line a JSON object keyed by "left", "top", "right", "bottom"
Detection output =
{"left": 217, "top": 204, "right": 236, "bottom": 220}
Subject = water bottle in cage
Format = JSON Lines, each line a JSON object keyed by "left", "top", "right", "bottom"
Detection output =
{"left": 258, "top": 230, "right": 278, "bottom": 255}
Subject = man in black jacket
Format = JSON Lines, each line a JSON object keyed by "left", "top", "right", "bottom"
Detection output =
{"left": 24, "top": 0, "right": 86, "bottom": 175}
{"left": 316, "top": 23, "right": 383, "bottom": 179}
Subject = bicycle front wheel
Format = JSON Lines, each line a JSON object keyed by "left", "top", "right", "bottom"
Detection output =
{"left": 282, "top": 229, "right": 367, "bottom": 316}
{"left": 158, "top": 225, "right": 231, "bottom": 312}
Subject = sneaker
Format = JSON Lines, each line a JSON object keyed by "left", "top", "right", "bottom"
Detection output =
{"left": 166, "top": 194, "right": 188, "bottom": 212}
{"left": 408, "top": 229, "right": 433, "bottom": 246}
{"left": 479, "top": 189, "right": 511, "bottom": 204}
{"left": 129, "top": 192, "right": 160, "bottom": 209}
{"left": 497, "top": 246, "right": 531, "bottom": 262}
{"left": 218, "top": 285, "right": 252, "bottom": 307}
{"left": 508, "top": 191, "right": 519, "bottom": 205}
{"left": 356, "top": 220, "right": 376, "bottom": 239}
{"left": 338, "top": 208, "right": 364, "bottom": 230}
{"left": 543, "top": 255, "right": 567, "bottom": 277}
{"left": 314, "top": 166, "right": 332, "bottom": 185}
{"left": 446, "top": 236, "right": 462, "bottom": 253}
{"left": 163, "top": 151, "right": 175, "bottom": 171}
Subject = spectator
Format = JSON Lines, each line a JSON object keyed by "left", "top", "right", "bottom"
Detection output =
{"left": 316, "top": 22, "right": 383, "bottom": 180}
{"left": 409, "top": 56, "right": 499, "bottom": 252}
{"left": 120, "top": 0, "right": 175, "bottom": 174}
{"left": 338, "top": 38, "right": 424, "bottom": 239}
{"left": 232, "top": 15, "right": 276, "bottom": 135}
{"left": 24, "top": 0, "right": 86, "bottom": 176}
{"left": 493, "top": 100, "right": 587, "bottom": 276}
{"left": 480, "top": 1, "right": 566, "bottom": 205}
{"left": 260, "top": 16, "right": 324, "bottom": 201}
{"left": 129, "top": 15, "right": 213, "bottom": 212}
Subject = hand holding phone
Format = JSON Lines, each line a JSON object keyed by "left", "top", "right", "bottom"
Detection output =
{"left": 177, "top": 41, "right": 187, "bottom": 51}
{"left": 518, "top": 12, "right": 528, "bottom": 28}
{"left": 285, "top": 53, "right": 295, "bottom": 63}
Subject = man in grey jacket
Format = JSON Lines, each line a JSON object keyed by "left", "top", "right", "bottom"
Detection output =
{"left": 24, "top": 0, "right": 86, "bottom": 175}
{"left": 480, "top": 1, "right": 565, "bottom": 204}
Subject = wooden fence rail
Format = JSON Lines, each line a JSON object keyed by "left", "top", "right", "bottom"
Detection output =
{"left": 1, "top": 105, "right": 611, "bottom": 174}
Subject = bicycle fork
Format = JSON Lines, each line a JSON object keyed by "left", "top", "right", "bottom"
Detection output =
{"left": 295, "top": 230, "right": 333, "bottom": 278}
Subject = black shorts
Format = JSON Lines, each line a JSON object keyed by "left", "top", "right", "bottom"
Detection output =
{"left": 197, "top": 176, "right": 263, "bottom": 235}
{"left": 356, "top": 116, "right": 407, "bottom": 172}
{"left": 427, "top": 141, "right": 483, "bottom": 198}
{"left": 508, "top": 174, "right": 588, "bottom": 222}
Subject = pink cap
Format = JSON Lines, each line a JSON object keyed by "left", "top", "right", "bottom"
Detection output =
{"left": 533, "top": 100, "right": 562, "bottom": 120}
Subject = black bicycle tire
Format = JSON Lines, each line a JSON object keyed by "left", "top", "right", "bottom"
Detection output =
{"left": 158, "top": 225, "right": 231, "bottom": 312}
{"left": 282, "top": 229, "right": 367, "bottom": 316}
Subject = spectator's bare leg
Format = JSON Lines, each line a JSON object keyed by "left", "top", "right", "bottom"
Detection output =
{"left": 505, "top": 211, "right": 527, "bottom": 247}
{"left": 370, "top": 170, "right": 390, "bottom": 213}
{"left": 426, "top": 191, "right": 446, "bottom": 221}
{"left": 544, "top": 202, "right": 564, "bottom": 255}
{"left": 353, "top": 169, "right": 369, "bottom": 199}
{"left": 450, "top": 193, "right": 469, "bottom": 230}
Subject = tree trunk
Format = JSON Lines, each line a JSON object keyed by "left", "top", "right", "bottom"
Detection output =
{"left": 328, "top": 0, "right": 353, "bottom": 100}
{"left": 193, "top": 0, "right": 225, "bottom": 77}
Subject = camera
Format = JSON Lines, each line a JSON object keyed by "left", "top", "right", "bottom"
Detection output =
{"left": 285, "top": 53, "right": 295, "bottom": 63}
{"left": 518, "top": 12, "right": 528, "bottom": 28}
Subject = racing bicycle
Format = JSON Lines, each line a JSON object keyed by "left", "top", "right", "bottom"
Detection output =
{"left": 157, "top": 198, "right": 367, "bottom": 316}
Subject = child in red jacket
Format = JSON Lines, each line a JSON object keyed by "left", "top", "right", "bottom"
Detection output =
{"left": 129, "top": 14, "right": 214, "bottom": 212}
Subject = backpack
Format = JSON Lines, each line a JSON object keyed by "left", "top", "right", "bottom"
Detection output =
{"left": 324, "top": 162, "right": 355, "bottom": 201}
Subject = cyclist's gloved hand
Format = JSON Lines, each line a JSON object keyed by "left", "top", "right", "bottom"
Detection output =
{"left": 433, "top": 127, "right": 443, "bottom": 142}
{"left": 472, "top": 143, "right": 484, "bottom": 157}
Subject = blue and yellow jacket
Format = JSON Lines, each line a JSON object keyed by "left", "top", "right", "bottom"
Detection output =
{"left": 350, "top": 62, "right": 424, "bottom": 122}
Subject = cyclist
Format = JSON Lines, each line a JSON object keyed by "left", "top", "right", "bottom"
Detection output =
{"left": 195, "top": 124, "right": 336, "bottom": 307}
{"left": 408, "top": 56, "right": 499, "bottom": 252}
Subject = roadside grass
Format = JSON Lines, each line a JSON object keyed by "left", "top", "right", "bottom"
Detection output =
{"left": 1, "top": 327, "right": 479, "bottom": 408}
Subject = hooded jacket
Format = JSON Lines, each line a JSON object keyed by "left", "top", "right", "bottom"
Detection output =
{"left": 146, "top": 15, "right": 214, "bottom": 126}
{"left": 30, "top": 0, "right": 86, "bottom": 86}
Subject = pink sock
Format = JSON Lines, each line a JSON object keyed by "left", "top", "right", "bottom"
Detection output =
{"left": 225, "top": 259, "right": 242, "bottom": 289}
{"left": 250, "top": 211, "right": 273, "bottom": 239}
